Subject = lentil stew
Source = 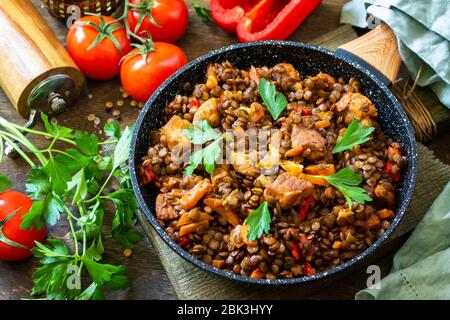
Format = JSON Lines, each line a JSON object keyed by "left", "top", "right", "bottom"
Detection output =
{"left": 137, "top": 59, "right": 409, "bottom": 281}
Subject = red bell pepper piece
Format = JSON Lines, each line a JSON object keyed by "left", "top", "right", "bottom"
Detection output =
{"left": 303, "top": 262, "right": 315, "bottom": 276}
{"left": 236, "top": 0, "right": 321, "bottom": 42}
{"left": 190, "top": 98, "right": 201, "bottom": 107}
{"left": 140, "top": 162, "right": 157, "bottom": 186}
{"left": 294, "top": 106, "right": 312, "bottom": 115}
{"left": 210, "top": 0, "right": 260, "bottom": 34}
{"left": 298, "top": 195, "right": 314, "bottom": 222}
{"left": 178, "top": 236, "right": 191, "bottom": 246}
{"left": 290, "top": 240, "right": 301, "bottom": 260}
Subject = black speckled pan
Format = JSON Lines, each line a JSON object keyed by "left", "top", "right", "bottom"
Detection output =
{"left": 129, "top": 40, "right": 418, "bottom": 286}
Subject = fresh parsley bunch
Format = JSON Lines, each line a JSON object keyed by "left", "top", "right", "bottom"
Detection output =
{"left": 0, "top": 114, "right": 141, "bottom": 299}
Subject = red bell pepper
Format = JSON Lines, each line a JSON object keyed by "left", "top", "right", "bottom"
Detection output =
{"left": 290, "top": 240, "right": 301, "bottom": 260}
{"left": 178, "top": 236, "right": 191, "bottom": 246}
{"left": 297, "top": 195, "right": 314, "bottom": 222}
{"left": 303, "top": 262, "right": 315, "bottom": 276}
{"left": 236, "top": 0, "right": 321, "bottom": 42}
{"left": 140, "top": 162, "right": 157, "bottom": 186}
{"left": 210, "top": 0, "right": 321, "bottom": 42}
{"left": 210, "top": 0, "right": 260, "bottom": 34}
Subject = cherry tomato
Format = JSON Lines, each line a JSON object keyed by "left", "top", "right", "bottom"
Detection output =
{"left": 66, "top": 16, "right": 131, "bottom": 80}
{"left": 0, "top": 190, "right": 46, "bottom": 261}
{"left": 120, "top": 42, "right": 188, "bottom": 102}
{"left": 127, "top": 0, "right": 189, "bottom": 43}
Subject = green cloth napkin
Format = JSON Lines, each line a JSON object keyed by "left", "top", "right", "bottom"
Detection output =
{"left": 341, "top": 0, "right": 450, "bottom": 109}
{"left": 356, "top": 182, "right": 450, "bottom": 299}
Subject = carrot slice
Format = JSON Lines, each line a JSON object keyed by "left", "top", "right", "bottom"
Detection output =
{"left": 176, "top": 213, "right": 193, "bottom": 227}
{"left": 299, "top": 173, "right": 329, "bottom": 187}
{"left": 304, "top": 164, "right": 335, "bottom": 176}
{"left": 250, "top": 269, "right": 264, "bottom": 279}
{"left": 375, "top": 209, "right": 395, "bottom": 220}
{"left": 179, "top": 220, "right": 209, "bottom": 237}
{"left": 180, "top": 179, "right": 212, "bottom": 211}
{"left": 203, "top": 198, "right": 241, "bottom": 226}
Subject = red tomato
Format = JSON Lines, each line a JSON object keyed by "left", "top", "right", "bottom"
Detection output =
{"left": 127, "top": 0, "right": 189, "bottom": 43}
{"left": 120, "top": 42, "right": 188, "bottom": 102}
{"left": 0, "top": 190, "right": 46, "bottom": 261}
{"left": 66, "top": 16, "right": 131, "bottom": 80}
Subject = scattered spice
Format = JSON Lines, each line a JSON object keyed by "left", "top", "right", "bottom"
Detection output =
{"left": 112, "top": 110, "right": 121, "bottom": 117}
{"left": 123, "top": 248, "right": 133, "bottom": 257}
{"left": 116, "top": 99, "right": 125, "bottom": 107}
{"left": 105, "top": 101, "right": 114, "bottom": 109}
{"left": 130, "top": 100, "right": 138, "bottom": 107}
{"left": 122, "top": 92, "right": 129, "bottom": 99}
{"left": 87, "top": 113, "right": 96, "bottom": 121}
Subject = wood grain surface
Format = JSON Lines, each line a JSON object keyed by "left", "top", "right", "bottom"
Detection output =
{"left": 0, "top": 0, "right": 449, "bottom": 300}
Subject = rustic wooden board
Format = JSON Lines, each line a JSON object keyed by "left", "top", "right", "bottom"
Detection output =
{"left": 0, "top": 0, "right": 449, "bottom": 300}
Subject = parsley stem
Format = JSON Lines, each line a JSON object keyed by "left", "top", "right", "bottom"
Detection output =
{"left": 0, "top": 130, "right": 47, "bottom": 166}
{"left": 0, "top": 118, "right": 77, "bottom": 146}
{"left": 66, "top": 208, "right": 79, "bottom": 257}
{"left": 83, "top": 167, "right": 116, "bottom": 204}
{"left": 0, "top": 133, "right": 37, "bottom": 168}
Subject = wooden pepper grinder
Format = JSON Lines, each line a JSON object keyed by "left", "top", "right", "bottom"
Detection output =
{"left": 0, "top": 0, "right": 84, "bottom": 118}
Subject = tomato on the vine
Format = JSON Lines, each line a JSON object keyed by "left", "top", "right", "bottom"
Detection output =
{"left": 0, "top": 190, "right": 46, "bottom": 261}
{"left": 120, "top": 41, "right": 188, "bottom": 102}
{"left": 66, "top": 16, "right": 131, "bottom": 80}
{"left": 127, "top": 0, "right": 189, "bottom": 43}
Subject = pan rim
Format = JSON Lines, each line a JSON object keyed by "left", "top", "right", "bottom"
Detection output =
{"left": 129, "top": 40, "right": 418, "bottom": 286}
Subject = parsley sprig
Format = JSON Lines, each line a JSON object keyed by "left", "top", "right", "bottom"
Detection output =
{"left": 259, "top": 78, "right": 288, "bottom": 120}
{"left": 244, "top": 201, "right": 271, "bottom": 241}
{"left": 184, "top": 120, "right": 223, "bottom": 176}
{"left": 0, "top": 114, "right": 140, "bottom": 299}
{"left": 317, "top": 167, "right": 372, "bottom": 209}
{"left": 332, "top": 120, "right": 374, "bottom": 154}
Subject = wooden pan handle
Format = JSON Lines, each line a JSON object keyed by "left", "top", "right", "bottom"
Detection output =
{"left": 338, "top": 23, "right": 402, "bottom": 83}
{"left": 0, "top": 0, "right": 84, "bottom": 118}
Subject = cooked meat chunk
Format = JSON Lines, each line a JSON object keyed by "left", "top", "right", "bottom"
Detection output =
{"left": 264, "top": 173, "right": 315, "bottom": 209}
{"left": 211, "top": 165, "right": 229, "bottom": 186}
{"left": 155, "top": 193, "right": 179, "bottom": 221}
{"left": 160, "top": 115, "right": 191, "bottom": 151}
{"left": 193, "top": 98, "right": 221, "bottom": 127}
{"left": 291, "top": 123, "right": 326, "bottom": 160}
{"left": 336, "top": 92, "right": 378, "bottom": 125}
{"left": 231, "top": 151, "right": 260, "bottom": 177}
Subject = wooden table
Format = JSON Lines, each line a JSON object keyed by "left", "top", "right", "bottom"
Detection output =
{"left": 1, "top": 0, "right": 449, "bottom": 300}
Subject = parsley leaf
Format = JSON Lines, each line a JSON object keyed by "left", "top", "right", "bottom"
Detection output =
{"left": 31, "top": 240, "right": 73, "bottom": 297}
{"left": 244, "top": 201, "right": 271, "bottom": 241}
{"left": 332, "top": 120, "right": 374, "bottom": 153}
{"left": 0, "top": 175, "right": 12, "bottom": 192}
{"left": 43, "top": 156, "right": 72, "bottom": 195}
{"left": 67, "top": 169, "right": 88, "bottom": 204}
{"left": 113, "top": 126, "right": 133, "bottom": 169}
{"left": 321, "top": 167, "right": 372, "bottom": 208}
{"left": 82, "top": 258, "right": 129, "bottom": 289}
{"left": 259, "top": 78, "right": 288, "bottom": 120}
{"left": 41, "top": 113, "right": 73, "bottom": 140}
{"left": 20, "top": 193, "right": 64, "bottom": 229}
{"left": 26, "top": 168, "right": 51, "bottom": 199}
{"left": 75, "top": 131, "right": 99, "bottom": 156}
{"left": 184, "top": 120, "right": 223, "bottom": 175}
{"left": 191, "top": 0, "right": 212, "bottom": 22}
{"left": 104, "top": 121, "right": 121, "bottom": 139}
